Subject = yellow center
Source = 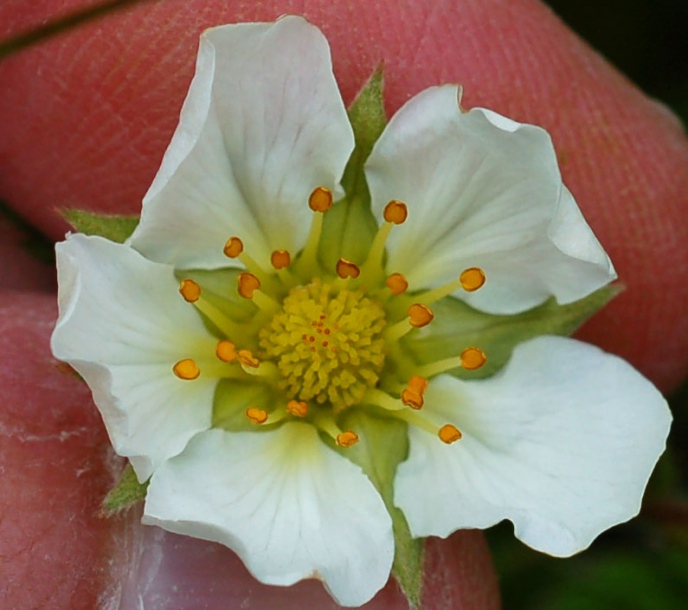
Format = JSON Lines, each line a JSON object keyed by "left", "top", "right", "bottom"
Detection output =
{"left": 173, "top": 188, "right": 490, "bottom": 446}
{"left": 259, "top": 279, "right": 387, "bottom": 412}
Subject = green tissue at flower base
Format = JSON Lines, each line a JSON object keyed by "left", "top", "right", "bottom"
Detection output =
{"left": 51, "top": 15, "right": 671, "bottom": 609}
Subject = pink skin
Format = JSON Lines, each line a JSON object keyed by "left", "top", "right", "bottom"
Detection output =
{"left": 1, "top": 0, "right": 687, "bottom": 607}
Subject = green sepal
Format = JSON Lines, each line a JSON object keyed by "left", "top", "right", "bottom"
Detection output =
{"left": 406, "top": 284, "right": 622, "bottom": 379}
{"left": 102, "top": 463, "right": 148, "bottom": 515}
{"left": 61, "top": 209, "right": 140, "bottom": 243}
{"left": 338, "top": 410, "right": 424, "bottom": 609}
{"left": 320, "top": 65, "right": 386, "bottom": 269}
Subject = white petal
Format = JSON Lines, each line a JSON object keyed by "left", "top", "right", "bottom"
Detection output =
{"left": 143, "top": 424, "right": 394, "bottom": 607}
{"left": 129, "top": 16, "right": 354, "bottom": 270}
{"left": 365, "top": 86, "right": 615, "bottom": 314}
{"left": 51, "top": 234, "right": 218, "bottom": 480}
{"left": 395, "top": 336, "right": 671, "bottom": 556}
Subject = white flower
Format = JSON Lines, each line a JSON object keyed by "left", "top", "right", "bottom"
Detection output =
{"left": 51, "top": 16, "right": 671, "bottom": 607}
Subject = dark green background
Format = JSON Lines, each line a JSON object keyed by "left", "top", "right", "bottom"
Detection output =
{"left": 490, "top": 2, "right": 688, "bottom": 608}
{"left": 545, "top": 0, "right": 688, "bottom": 121}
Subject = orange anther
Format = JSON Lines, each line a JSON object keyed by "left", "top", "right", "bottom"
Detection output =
{"left": 237, "top": 349, "right": 260, "bottom": 368}
{"left": 246, "top": 407, "right": 268, "bottom": 424}
{"left": 408, "top": 375, "right": 429, "bottom": 394}
{"left": 238, "top": 272, "right": 261, "bottom": 299}
{"left": 408, "top": 303, "right": 434, "bottom": 328}
{"left": 459, "top": 267, "right": 486, "bottom": 292}
{"left": 336, "top": 258, "right": 361, "bottom": 279}
{"left": 336, "top": 430, "right": 360, "bottom": 448}
{"left": 401, "top": 388, "right": 424, "bottom": 410}
{"left": 461, "top": 347, "right": 487, "bottom": 371}
{"left": 223, "top": 236, "right": 244, "bottom": 258}
{"left": 179, "top": 279, "right": 201, "bottom": 303}
{"left": 439, "top": 424, "right": 462, "bottom": 444}
{"left": 383, "top": 200, "right": 408, "bottom": 224}
{"left": 271, "top": 250, "right": 291, "bottom": 269}
{"left": 385, "top": 273, "right": 408, "bottom": 295}
{"left": 173, "top": 358, "right": 200, "bottom": 380}
{"left": 216, "top": 340, "right": 237, "bottom": 363}
{"left": 286, "top": 400, "right": 308, "bottom": 418}
{"left": 308, "top": 186, "right": 333, "bottom": 212}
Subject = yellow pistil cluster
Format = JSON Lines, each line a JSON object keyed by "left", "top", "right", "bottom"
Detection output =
{"left": 172, "top": 186, "right": 490, "bottom": 448}
{"left": 259, "top": 279, "right": 386, "bottom": 411}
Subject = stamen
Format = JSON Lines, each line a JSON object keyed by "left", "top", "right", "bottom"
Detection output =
{"left": 246, "top": 407, "right": 268, "bottom": 425}
{"left": 385, "top": 273, "right": 408, "bottom": 295}
{"left": 312, "top": 412, "right": 350, "bottom": 444}
{"left": 398, "top": 376, "right": 429, "bottom": 410}
{"left": 361, "top": 200, "right": 409, "bottom": 281}
{"left": 215, "top": 340, "right": 237, "bottom": 363}
{"left": 460, "top": 267, "right": 486, "bottom": 292}
{"left": 179, "top": 279, "right": 201, "bottom": 303}
{"left": 223, "top": 236, "right": 244, "bottom": 258}
{"left": 416, "top": 347, "right": 487, "bottom": 377}
{"left": 253, "top": 289, "right": 281, "bottom": 313}
{"left": 271, "top": 250, "right": 291, "bottom": 270}
{"left": 364, "top": 387, "right": 406, "bottom": 411}
{"left": 439, "top": 424, "right": 463, "bottom": 444}
{"left": 391, "top": 408, "right": 443, "bottom": 437}
{"left": 385, "top": 303, "right": 434, "bottom": 342}
{"left": 336, "top": 430, "right": 359, "bottom": 448}
{"left": 239, "top": 357, "right": 280, "bottom": 381}
{"left": 286, "top": 400, "right": 308, "bottom": 418}
{"left": 308, "top": 186, "right": 333, "bottom": 212}
{"left": 389, "top": 409, "right": 460, "bottom": 444}
{"left": 223, "top": 236, "right": 277, "bottom": 290}
{"left": 336, "top": 258, "right": 361, "bottom": 279}
{"left": 173, "top": 358, "right": 200, "bottom": 380}
{"left": 408, "top": 303, "right": 434, "bottom": 327}
{"left": 383, "top": 200, "right": 408, "bottom": 224}
{"left": 408, "top": 375, "right": 429, "bottom": 393}
{"left": 401, "top": 389, "right": 424, "bottom": 409}
{"left": 416, "top": 266, "right": 487, "bottom": 305}
{"left": 238, "top": 273, "right": 261, "bottom": 299}
{"left": 180, "top": 286, "right": 243, "bottom": 339}
{"left": 237, "top": 349, "right": 260, "bottom": 368}
{"left": 461, "top": 347, "right": 487, "bottom": 371}
{"left": 300, "top": 187, "right": 333, "bottom": 273}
